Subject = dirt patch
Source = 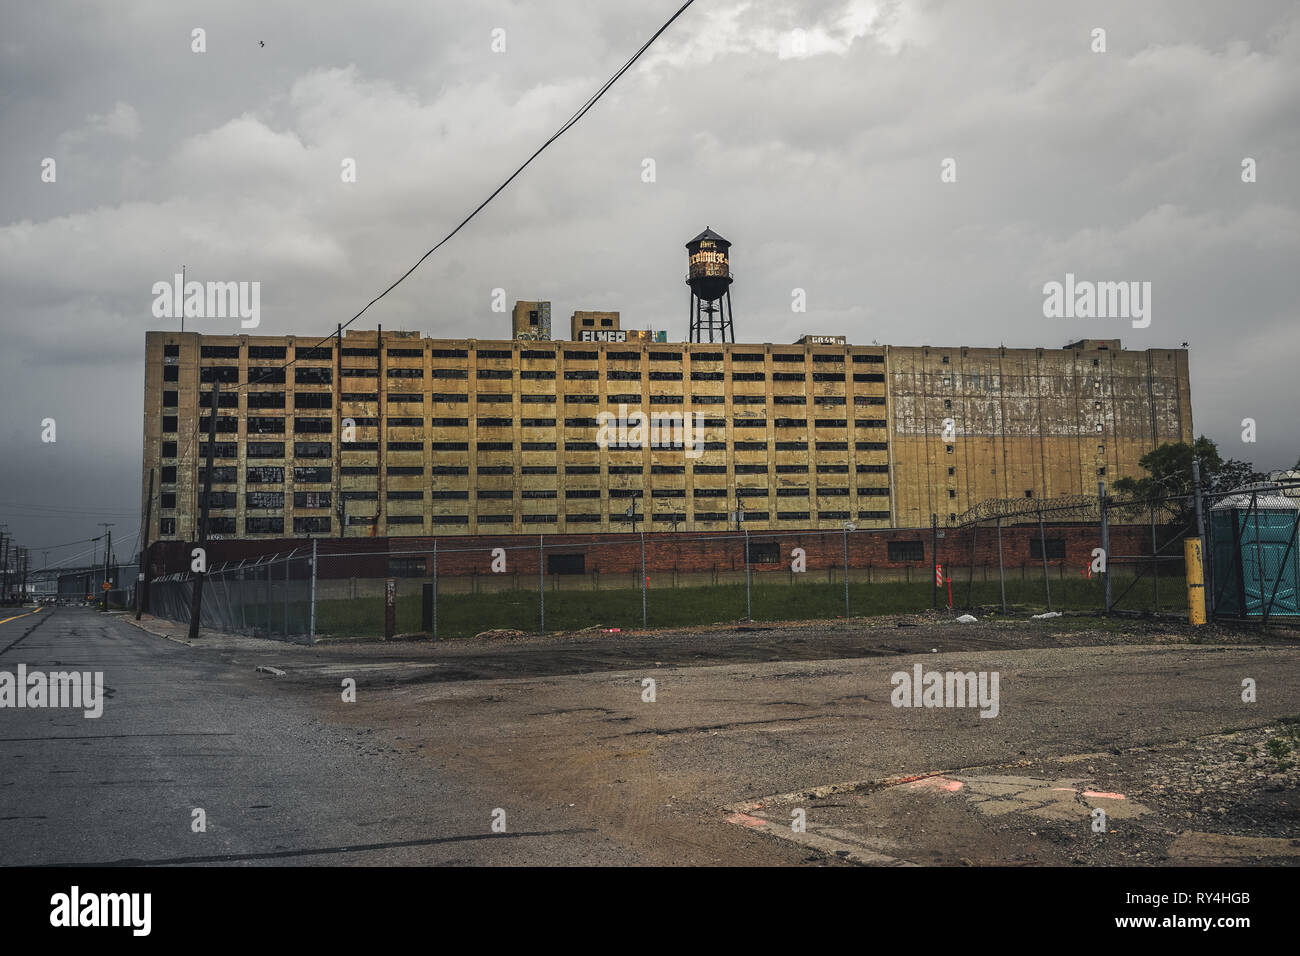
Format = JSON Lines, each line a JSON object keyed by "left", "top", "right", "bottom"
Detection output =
{"left": 732, "top": 719, "right": 1300, "bottom": 866}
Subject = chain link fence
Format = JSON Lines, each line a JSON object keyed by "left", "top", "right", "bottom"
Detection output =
{"left": 944, "top": 490, "right": 1189, "bottom": 617}
{"left": 142, "top": 478, "right": 1300, "bottom": 640}
{"left": 308, "top": 528, "right": 933, "bottom": 640}
{"left": 148, "top": 549, "right": 314, "bottom": 643}
{"left": 1205, "top": 482, "right": 1300, "bottom": 621}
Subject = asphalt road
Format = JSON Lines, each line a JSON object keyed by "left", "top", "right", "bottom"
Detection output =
{"left": 3, "top": 605, "right": 1298, "bottom": 866}
{"left": 0, "top": 606, "right": 636, "bottom": 865}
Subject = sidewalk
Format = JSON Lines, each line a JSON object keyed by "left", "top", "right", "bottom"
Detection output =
{"left": 121, "top": 610, "right": 315, "bottom": 652}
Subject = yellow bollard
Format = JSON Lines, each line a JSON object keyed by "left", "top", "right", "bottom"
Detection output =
{"left": 1185, "top": 538, "right": 1207, "bottom": 626}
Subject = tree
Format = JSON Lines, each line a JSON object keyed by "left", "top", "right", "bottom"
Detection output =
{"left": 1112, "top": 436, "right": 1220, "bottom": 501}
{"left": 1212, "top": 458, "right": 1266, "bottom": 493}
{"left": 1111, "top": 436, "right": 1260, "bottom": 525}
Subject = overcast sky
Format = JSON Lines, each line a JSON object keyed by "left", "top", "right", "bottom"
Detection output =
{"left": 2, "top": 0, "right": 1297, "bottom": 568}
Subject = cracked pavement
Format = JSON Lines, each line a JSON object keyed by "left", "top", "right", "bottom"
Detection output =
{"left": 3, "top": 606, "right": 1297, "bottom": 865}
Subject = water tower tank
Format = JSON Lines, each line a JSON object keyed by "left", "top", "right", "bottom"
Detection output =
{"left": 686, "top": 227, "right": 732, "bottom": 302}
{"left": 686, "top": 227, "right": 735, "bottom": 343}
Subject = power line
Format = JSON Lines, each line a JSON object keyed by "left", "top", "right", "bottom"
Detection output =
{"left": 243, "top": 0, "right": 696, "bottom": 390}
{"left": 33, "top": 529, "right": 138, "bottom": 577}
{"left": 37, "top": 527, "right": 140, "bottom": 572}
{"left": 20, "top": 535, "right": 106, "bottom": 552}
{"left": 0, "top": 501, "right": 136, "bottom": 517}
{"left": 171, "top": 0, "right": 698, "bottom": 468}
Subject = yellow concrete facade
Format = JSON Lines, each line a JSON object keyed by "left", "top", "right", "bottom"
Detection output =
{"left": 140, "top": 330, "right": 1191, "bottom": 542}
{"left": 886, "top": 344, "right": 1192, "bottom": 527}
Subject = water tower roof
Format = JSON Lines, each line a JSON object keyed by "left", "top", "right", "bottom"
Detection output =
{"left": 687, "top": 226, "right": 729, "bottom": 247}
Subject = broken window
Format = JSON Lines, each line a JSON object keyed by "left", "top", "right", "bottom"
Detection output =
{"left": 295, "top": 367, "right": 332, "bottom": 385}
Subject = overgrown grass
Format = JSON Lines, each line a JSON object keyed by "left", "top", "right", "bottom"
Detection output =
{"left": 310, "top": 573, "right": 1189, "bottom": 639}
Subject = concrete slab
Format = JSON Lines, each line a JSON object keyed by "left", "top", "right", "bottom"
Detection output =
{"left": 1169, "top": 831, "right": 1300, "bottom": 862}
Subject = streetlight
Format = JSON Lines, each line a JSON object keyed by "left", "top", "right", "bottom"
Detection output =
{"left": 841, "top": 521, "right": 856, "bottom": 617}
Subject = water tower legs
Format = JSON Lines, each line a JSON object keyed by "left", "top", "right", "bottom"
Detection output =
{"left": 689, "top": 291, "right": 735, "bottom": 343}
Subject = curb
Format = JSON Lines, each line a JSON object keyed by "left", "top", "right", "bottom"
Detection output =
{"left": 119, "top": 613, "right": 194, "bottom": 646}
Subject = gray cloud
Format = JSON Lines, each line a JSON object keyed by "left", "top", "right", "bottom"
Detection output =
{"left": 2, "top": 0, "right": 1298, "bottom": 558}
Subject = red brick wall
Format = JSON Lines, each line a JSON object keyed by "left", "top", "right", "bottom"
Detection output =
{"left": 148, "top": 523, "right": 1155, "bottom": 579}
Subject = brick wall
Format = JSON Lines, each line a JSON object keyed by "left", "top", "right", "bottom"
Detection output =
{"left": 148, "top": 523, "right": 1156, "bottom": 580}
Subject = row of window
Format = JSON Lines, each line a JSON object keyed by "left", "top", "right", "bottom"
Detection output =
{"left": 161, "top": 512, "right": 900, "bottom": 537}
{"left": 170, "top": 374, "right": 894, "bottom": 400}
{"left": 173, "top": 486, "right": 887, "bottom": 507}
{"left": 157, "top": 400, "right": 883, "bottom": 434}
{"left": 189, "top": 416, "right": 333, "bottom": 434}
{"left": 165, "top": 411, "right": 889, "bottom": 431}
{"left": 157, "top": 508, "right": 902, "bottom": 539}
{"left": 182, "top": 366, "right": 888, "bottom": 386}
{"left": 174, "top": 342, "right": 886, "bottom": 363}
{"left": 157, "top": 516, "right": 330, "bottom": 536}
{"left": 165, "top": 434, "right": 890, "bottom": 457}
{"left": 164, "top": 460, "right": 889, "bottom": 480}
{"left": 165, "top": 451, "right": 888, "bottom": 473}
{"left": 183, "top": 487, "right": 887, "bottom": 501}
{"left": 407, "top": 370, "right": 892, "bottom": 383}
{"left": 167, "top": 459, "right": 891, "bottom": 485}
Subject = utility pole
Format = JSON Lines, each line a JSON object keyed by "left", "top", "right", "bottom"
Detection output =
{"left": 1099, "top": 481, "right": 1111, "bottom": 615}
{"left": 1037, "top": 505, "right": 1052, "bottom": 612}
{"left": 189, "top": 382, "right": 220, "bottom": 640}
{"left": 99, "top": 523, "right": 114, "bottom": 611}
{"left": 335, "top": 322, "right": 344, "bottom": 540}
{"left": 843, "top": 521, "right": 856, "bottom": 618}
{"left": 0, "top": 527, "right": 8, "bottom": 602}
{"left": 743, "top": 524, "right": 751, "bottom": 621}
{"left": 995, "top": 516, "right": 1006, "bottom": 614}
{"left": 137, "top": 468, "right": 155, "bottom": 620}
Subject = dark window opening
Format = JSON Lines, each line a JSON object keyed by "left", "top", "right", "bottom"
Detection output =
{"left": 887, "top": 540, "right": 924, "bottom": 563}
{"left": 547, "top": 554, "right": 585, "bottom": 575}
{"left": 1030, "top": 538, "right": 1066, "bottom": 560}
{"left": 389, "top": 557, "right": 427, "bottom": 577}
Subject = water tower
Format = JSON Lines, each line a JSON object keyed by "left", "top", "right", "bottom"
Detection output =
{"left": 686, "top": 227, "right": 735, "bottom": 343}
